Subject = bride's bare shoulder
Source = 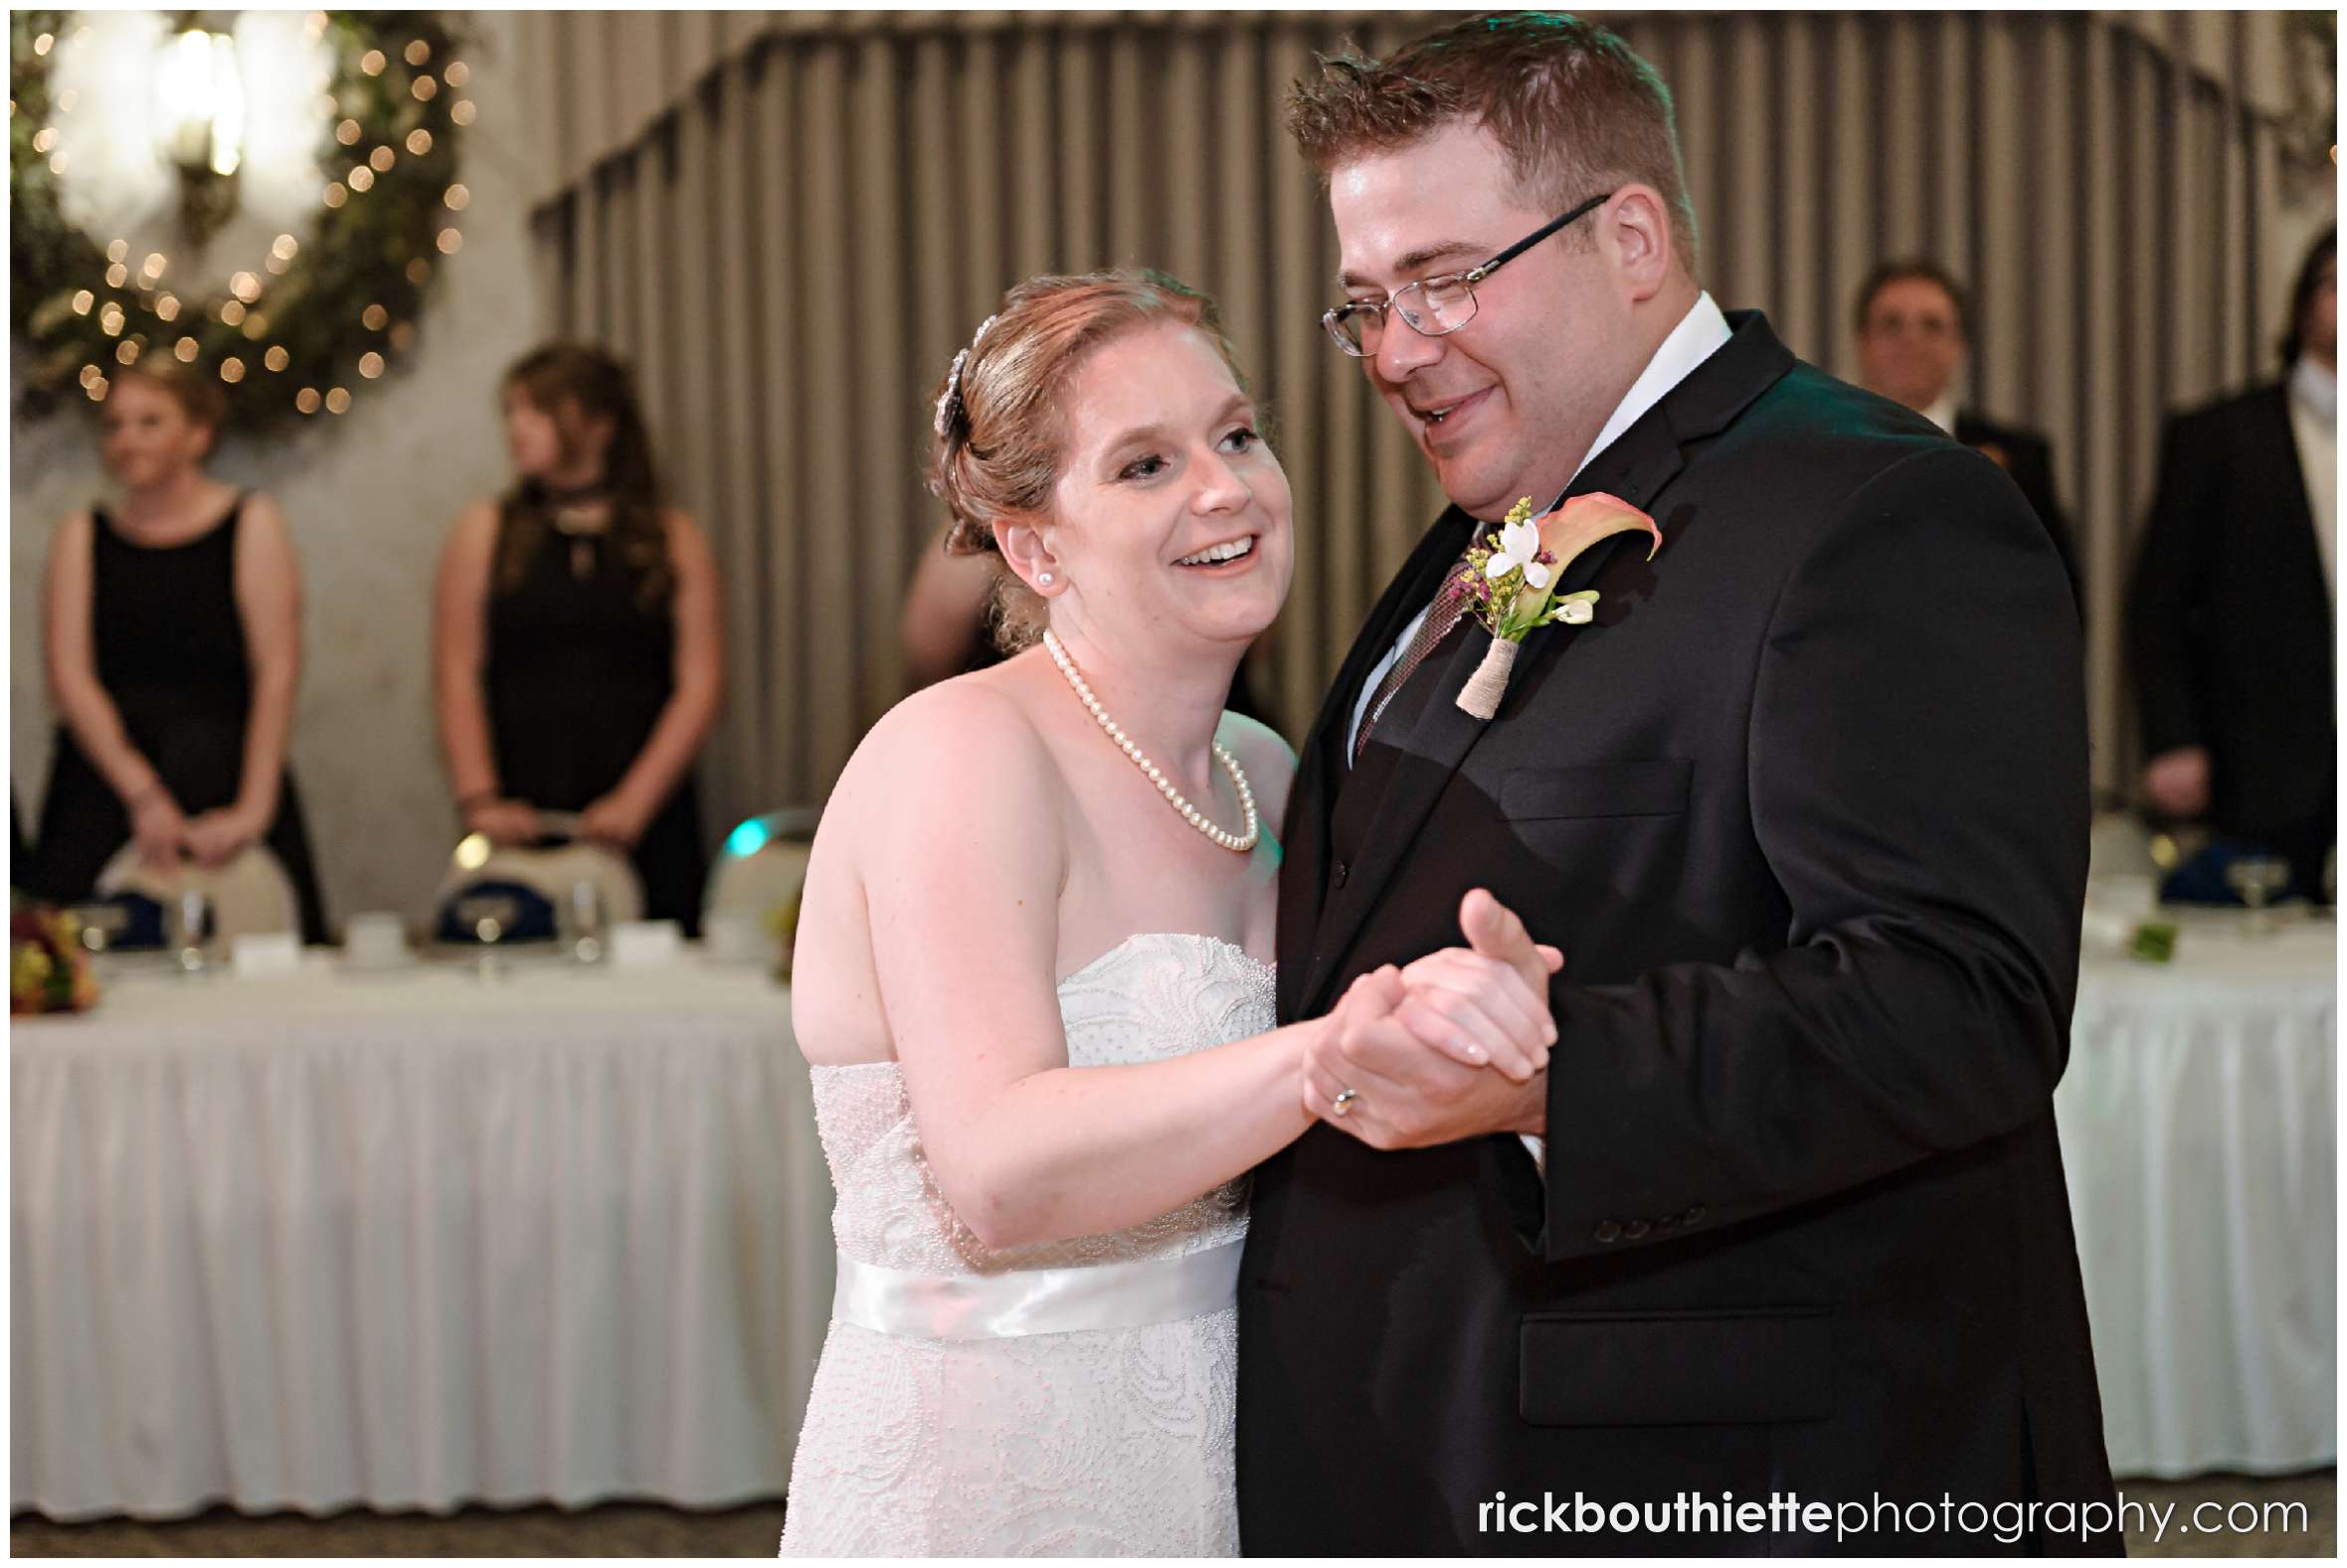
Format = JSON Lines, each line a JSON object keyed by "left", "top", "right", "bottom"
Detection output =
{"left": 839, "top": 664, "right": 1061, "bottom": 811}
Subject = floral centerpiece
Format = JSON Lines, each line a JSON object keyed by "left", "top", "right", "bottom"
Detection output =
{"left": 11, "top": 903, "right": 99, "bottom": 1014}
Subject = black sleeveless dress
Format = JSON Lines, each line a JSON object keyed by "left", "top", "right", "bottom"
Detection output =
{"left": 483, "top": 512, "right": 708, "bottom": 934}
{"left": 26, "top": 497, "right": 329, "bottom": 942}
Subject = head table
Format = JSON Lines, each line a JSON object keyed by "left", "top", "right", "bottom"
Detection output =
{"left": 12, "top": 950, "right": 833, "bottom": 1522}
{"left": 2056, "top": 909, "right": 2336, "bottom": 1480}
{"left": 15, "top": 913, "right": 2333, "bottom": 1517}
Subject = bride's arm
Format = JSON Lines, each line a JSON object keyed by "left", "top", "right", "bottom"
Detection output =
{"left": 859, "top": 683, "right": 1320, "bottom": 1251}
{"left": 858, "top": 683, "right": 1542, "bottom": 1252}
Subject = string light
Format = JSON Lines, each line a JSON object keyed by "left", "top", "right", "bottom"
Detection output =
{"left": 56, "top": 88, "right": 76, "bottom": 112}
{"left": 36, "top": 20, "right": 482, "bottom": 427}
{"left": 34, "top": 32, "right": 53, "bottom": 56}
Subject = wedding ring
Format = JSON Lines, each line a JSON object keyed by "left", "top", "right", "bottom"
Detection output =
{"left": 1332, "top": 1087, "right": 1360, "bottom": 1117}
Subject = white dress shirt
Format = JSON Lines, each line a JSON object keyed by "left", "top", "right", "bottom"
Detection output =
{"left": 1921, "top": 394, "right": 1959, "bottom": 437}
{"left": 1336, "top": 292, "right": 1733, "bottom": 1175}
{"left": 2288, "top": 358, "right": 2337, "bottom": 604}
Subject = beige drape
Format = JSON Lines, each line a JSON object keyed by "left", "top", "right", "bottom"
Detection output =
{"left": 516, "top": 10, "right": 2314, "bottom": 834}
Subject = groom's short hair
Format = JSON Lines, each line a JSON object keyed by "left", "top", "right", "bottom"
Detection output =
{"left": 1284, "top": 12, "right": 1700, "bottom": 278}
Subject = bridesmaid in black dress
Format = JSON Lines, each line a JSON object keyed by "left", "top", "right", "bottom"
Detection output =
{"left": 27, "top": 362, "right": 329, "bottom": 941}
{"left": 434, "top": 344, "right": 722, "bottom": 934}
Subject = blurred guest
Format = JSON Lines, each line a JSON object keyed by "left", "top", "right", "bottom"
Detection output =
{"left": 25, "top": 362, "right": 328, "bottom": 940}
{"left": 2126, "top": 228, "right": 2336, "bottom": 898}
{"left": 1854, "top": 260, "right": 2083, "bottom": 612}
{"left": 901, "top": 522, "right": 1008, "bottom": 686}
{"left": 436, "top": 345, "right": 722, "bottom": 934}
{"left": 900, "top": 520, "right": 1286, "bottom": 732}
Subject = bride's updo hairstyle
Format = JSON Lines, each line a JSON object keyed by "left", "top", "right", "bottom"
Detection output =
{"left": 928, "top": 268, "right": 1251, "bottom": 652}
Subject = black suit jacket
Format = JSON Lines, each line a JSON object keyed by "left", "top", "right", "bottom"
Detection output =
{"left": 2124, "top": 382, "right": 2334, "bottom": 876}
{"left": 1238, "top": 313, "right": 2117, "bottom": 1555}
{"left": 1957, "top": 411, "right": 2083, "bottom": 617}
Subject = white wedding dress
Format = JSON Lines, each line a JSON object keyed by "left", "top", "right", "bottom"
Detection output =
{"left": 780, "top": 932, "right": 1275, "bottom": 1557}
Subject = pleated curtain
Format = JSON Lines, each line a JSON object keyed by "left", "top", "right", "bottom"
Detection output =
{"left": 514, "top": 10, "right": 2312, "bottom": 832}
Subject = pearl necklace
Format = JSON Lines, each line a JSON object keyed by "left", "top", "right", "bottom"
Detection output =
{"left": 1041, "top": 629, "right": 1259, "bottom": 853}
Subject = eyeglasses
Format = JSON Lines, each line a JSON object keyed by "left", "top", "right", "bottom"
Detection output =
{"left": 1321, "top": 191, "right": 1616, "bottom": 358}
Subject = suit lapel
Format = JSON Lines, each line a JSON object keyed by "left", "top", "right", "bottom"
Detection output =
{"left": 1277, "top": 509, "right": 1475, "bottom": 1022}
{"left": 1295, "top": 311, "right": 1797, "bottom": 1017}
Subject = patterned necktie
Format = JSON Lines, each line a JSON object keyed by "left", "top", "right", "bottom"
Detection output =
{"left": 1354, "top": 550, "right": 1476, "bottom": 763}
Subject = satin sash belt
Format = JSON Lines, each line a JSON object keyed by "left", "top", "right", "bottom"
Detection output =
{"left": 832, "top": 1238, "right": 1243, "bottom": 1341}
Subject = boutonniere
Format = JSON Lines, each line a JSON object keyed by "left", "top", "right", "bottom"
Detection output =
{"left": 1454, "top": 492, "right": 1662, "bottom": 719}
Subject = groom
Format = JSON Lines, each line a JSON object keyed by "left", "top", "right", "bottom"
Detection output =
{"left": 1238, "top": 14, "right": 2118, "bottom": 1555}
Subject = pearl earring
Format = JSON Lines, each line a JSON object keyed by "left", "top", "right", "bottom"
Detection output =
{"left": 1038, "top": 572, "right": 1054, "bottom": 587}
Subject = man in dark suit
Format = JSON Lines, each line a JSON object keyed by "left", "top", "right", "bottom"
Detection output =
{"left": 2126, "top": 227, "right": 2336, "bottom": 900}
{"left": 1238, "top": 14, "right": 2116, "bottom": 1554}
{"left": 1854, "top": 260, "right": 2084, "bottom": 615}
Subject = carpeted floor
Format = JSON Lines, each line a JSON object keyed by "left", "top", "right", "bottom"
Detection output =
{"left": 11, "top": 1472, "right": 2334, "bottom": 1556}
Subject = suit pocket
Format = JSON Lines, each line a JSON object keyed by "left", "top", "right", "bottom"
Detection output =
{"left": 1500, "top": 759, "right": 1692, "bottom": 820}
{"left": 1520, "top": 1307, "right": 1833, "bottom": 1427}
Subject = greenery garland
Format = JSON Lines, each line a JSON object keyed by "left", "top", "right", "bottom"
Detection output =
{"left": 10, "top": 9, "right": 469, "bottom": 430}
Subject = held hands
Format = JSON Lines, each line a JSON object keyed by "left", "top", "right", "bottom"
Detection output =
{"left": 578, "top": 790, "right": 654, "bottom": 851}
{"left": 464, "top": 797, "right": 545, "bottom": 848}
{"left": 1303, "top": 889, "right": 1562, "bottom": 1150}
{"left": 129, "top": 790, "right": 188, "bottom": 872}
{"left": 2142, "top": 745, "right": 2212, "bottom": 820}
{"left": 182, "top": 803, "right": 268, "bottom": 869}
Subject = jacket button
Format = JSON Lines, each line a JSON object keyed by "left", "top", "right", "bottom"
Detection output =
{"left": 1623, "top": 1218, "right": 1651, "bottom": 1240}
{"left": 1682, "top": 1204, "right": 1706, "bottom": 1226}
{"left": 1655, "top": 1212, "right": 1679, "bottom": 1230}
{"left": 1593, "top": 1219, "right": 1623, "bottom": 1244}
{"left": 1332, "top": 860, "right": 1350, "bottom": 888}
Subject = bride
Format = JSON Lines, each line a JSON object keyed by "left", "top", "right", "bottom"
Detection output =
{"left": 780, "top": 270, "right": 1558, "bottom": 1556}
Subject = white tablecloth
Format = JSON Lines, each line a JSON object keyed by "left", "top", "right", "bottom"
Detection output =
{"left": 11, "top": 954, "right": 834, "bottom": 1521}
{"left": 2056, "top": 914, "right": 2336, "bottom": 1479}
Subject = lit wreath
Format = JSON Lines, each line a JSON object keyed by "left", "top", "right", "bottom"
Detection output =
{"left": 9, "top": 9, "right": 470, "bottom": 429}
